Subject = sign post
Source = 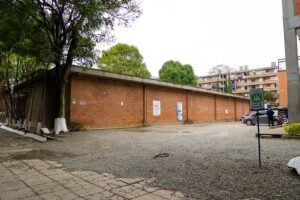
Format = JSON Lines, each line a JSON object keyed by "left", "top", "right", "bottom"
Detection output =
{"left": 250, "top": 89, "right": 264, "bottom": 168}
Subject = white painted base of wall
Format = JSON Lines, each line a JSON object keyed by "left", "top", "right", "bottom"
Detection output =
{"left": 54, "top": 118, "right": 68, "bottom": 135}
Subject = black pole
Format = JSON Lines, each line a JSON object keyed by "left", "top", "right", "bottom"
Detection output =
{"left": 257, "top": 110, "right": 262, "bottom": 168}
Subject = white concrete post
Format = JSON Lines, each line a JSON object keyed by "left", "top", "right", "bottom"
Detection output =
{"left": 36, "top": 122, "right": 42, "bottom": 134}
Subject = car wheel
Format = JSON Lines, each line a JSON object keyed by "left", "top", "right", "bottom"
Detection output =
{"left": 246, "top": 120, "right": 252, "bottom": 126}
{"left": 273, "top": 120, "right": 279, "bottom": 126}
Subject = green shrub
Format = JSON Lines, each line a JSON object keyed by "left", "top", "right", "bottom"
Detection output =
{"left": 283, "top": 123, "right": 300, "bottom": 136}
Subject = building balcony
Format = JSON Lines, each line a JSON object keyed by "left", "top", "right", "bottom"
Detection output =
{"left": 198, "top": 78, "right": 226, "bottom": 84}
{"left": 263, "top": 86, "right": 278, "bottom": 91}
{"left": 232, "top": 89, "right": 248, "bottom": 94}
{"left": 233, "top": 87, "right": 278, "bottom": 94}
{"left": 237, "top": 80, "right": 278, "bottom": 87}
{"left": 245, "top": 72, "right": 277, "bottom": 78}
{"left": 200, "top": 84, "right": 225, "bottom": 90}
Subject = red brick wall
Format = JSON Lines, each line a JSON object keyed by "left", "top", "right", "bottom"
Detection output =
{"left": 70, "top": 75, "right": 250, "bottom": 128}
{"left": 145, "top": 85, "right": 187, "bottom": 125}
{"left": 216, "top": 96, "right": 235, "bottom": 121}
{"left": 188, "top": 92, "right": 216, "bottom": 122}
{"left": 294, "top": 0, "right": 300, "bottom": 15}
{"left": 70, "top": 75, "right": 144, "bottom": 128}
{"left": 235, "top": 99, "right": 250, "bottom": 120}
{"left": 278, "top": 71, "right": 288, "bottom": 107}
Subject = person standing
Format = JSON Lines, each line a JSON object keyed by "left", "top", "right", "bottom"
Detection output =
{"left": 266, "top": 108, "right": 274, "bottom": 126}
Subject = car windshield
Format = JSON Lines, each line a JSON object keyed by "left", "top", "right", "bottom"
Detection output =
{"left": 250, "top": 112, "right": 256, "bottom": 116}
{"left": 259, "top": 110, "right": 267, "bottom": 115}
{"left": 249, "top": 110, "right": 266, "bottom": 116}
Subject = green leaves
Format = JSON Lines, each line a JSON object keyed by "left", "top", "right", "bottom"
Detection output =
{"left": 0, "top": 1, "right": 51, "bottom": 83}
{"left": 159, "top": 60, "right": 197, "bottom": 86}
{"left": 264, "top": 91, "right": 276, "bottom": 102}
{"left": 97, "top": 43, "right": 151, "bottom": 78}
{"left": 224, "top": 73, "right": 232, "bottom": 93}
{"left": 284, "top": 123, "right": 300, "bottom": 136}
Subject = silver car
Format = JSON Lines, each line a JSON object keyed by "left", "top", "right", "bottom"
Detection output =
{"left": 242, "top": 110, "right": 283, "bottom": 126}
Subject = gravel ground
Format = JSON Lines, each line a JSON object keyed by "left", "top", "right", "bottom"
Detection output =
{"left": 0, "top": 122, "right": 299, "bottom": 199}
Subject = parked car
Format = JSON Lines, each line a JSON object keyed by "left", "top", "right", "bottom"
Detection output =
{"left": 273, "top": 107, "right": 288, "bottom": 124}
{"left": 242, "top": 110, "right": 283, "bottom": 126}
{"left": 240, "top": 112, "right": 251, "bottom": 121}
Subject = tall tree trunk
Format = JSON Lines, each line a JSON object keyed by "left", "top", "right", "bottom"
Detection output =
{"left": 54, "top": 31, "right": 77, "bottom": 134}
{"left": 57, "top": 65, "right": 70, "bottom": 118}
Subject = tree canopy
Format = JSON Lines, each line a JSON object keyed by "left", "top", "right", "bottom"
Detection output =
{"left": 1, "top": 0, "right": 141, "bottom": 132}
{"left": 159, "top": 60, "right": 197, "bottom": 86}
{"left": 264, "top": 91, "right": 277, "bottom": 103}
{"left": 2, "top": 0, "right": 141, "bottom": 119}
{"left": 97, "top": 43, "right": 151, "bottom": 78}
{"left": 0, "top": 1, "right": 51, "bottom": 85}
{"left": 224, "top": 73, "right": 233, "bottom": 93}
{"left": 208, "top": 64, "right": 234, "bottom": 75}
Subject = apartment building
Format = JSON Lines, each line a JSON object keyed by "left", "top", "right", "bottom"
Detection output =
{"left": 198, "top": 64, "right": 279, "bottom": 105}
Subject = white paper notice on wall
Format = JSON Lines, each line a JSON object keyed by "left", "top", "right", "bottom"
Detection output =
{"left": 79, "top": 101, "right": 87, "bottom": 106}
{"left": 176, "top": 102, "right": 183, "bottom": 121}
{"left": 225, "top": 109, "right": 228, "bottom": 114}
{"left": 153, "top": 100, "right": 161, "bottom": 116}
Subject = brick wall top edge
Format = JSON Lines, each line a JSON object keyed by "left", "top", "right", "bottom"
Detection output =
{"left": 70, "top": 66, "right": 249, "bottom": 101}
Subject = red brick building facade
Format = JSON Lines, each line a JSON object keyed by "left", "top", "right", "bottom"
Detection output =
{"left": 294, "top": 0, "right": 300, "bottom": 15}
{"left": 69, "top": 67, "right": 250, "bottom": 128}
{"left": 278, "top": 71, "right": 288, "bottom": 107}
{"left": 3, "top": 67, "right": 249, "bottom": 129}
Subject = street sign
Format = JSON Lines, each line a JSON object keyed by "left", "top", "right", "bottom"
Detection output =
{"left": 250, "top": 88, "right": 264, "bottom": 168}
{"left": 250, "top": 89, "right": 264, "bottom": 111}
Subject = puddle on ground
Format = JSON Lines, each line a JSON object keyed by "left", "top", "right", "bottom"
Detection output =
{"left": 12, "top": 149, "right": 75, "bottom": 160}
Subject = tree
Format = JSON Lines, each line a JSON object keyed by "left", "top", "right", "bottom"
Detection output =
{"left": 0, "top": 1, "right": 52, "bottom": 125}
{"left": 208, "top": 64, "right": 234, "bottom": 75}
{"left": 159, "top": 60, "right": 197, "bottom": 86}
{"left": 226, "top": 73, "right": 232, "bottom": 93}
{"left": 0, "top": 2, "right": 51, "bottom": 85}
{"left": 97, "top": 43, "right": 151, "bottom": 78}
{"left": 264, "top": 91, "right": 277, "bottom": 103}
{"left": 224, "top": 77, "right": 228, "bottom": 93}
{"left": 4, "top": 0, "right": 141, "bottom": 133}
{"left": 215, "top": 82, "right": 220, "bottom": 92}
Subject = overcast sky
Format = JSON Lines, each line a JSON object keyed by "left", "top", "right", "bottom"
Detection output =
{"left": 99, "top": 0, "right": 286, "bottom": 77}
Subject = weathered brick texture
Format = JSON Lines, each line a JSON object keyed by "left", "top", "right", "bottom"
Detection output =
{"left": 145, "top": 85, "right": 187, "bottom": 125}
{"left": 188, "top": 92, "right": 216, "bottom": 122}
{"left": 295, "top": 0, "right": 300, "bottom": 15}
{"left": 70, "top": 76, "right": 144, "bottom": 128}
{"left": 70, "top": 75, "right": 249, "bottom": 128}
{"left": 235, "top": 99, "right": 250, "bottom": 120}
{"left": 278, "top": 71, "right": 288, "bottom": 107}
{"left": 216, "top": 96, "right": 235, "bottom": 121}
